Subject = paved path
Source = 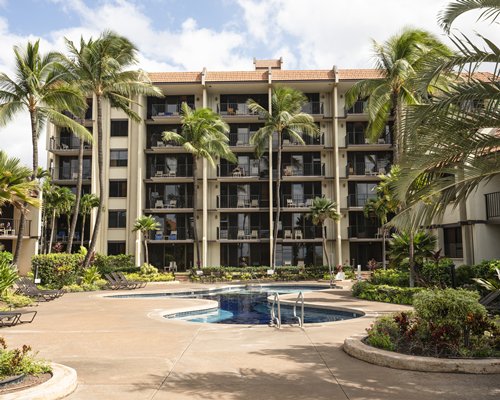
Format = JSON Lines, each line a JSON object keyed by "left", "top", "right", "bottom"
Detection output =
{"left": 2, "top": 282, "right": 499, "bottom": 399}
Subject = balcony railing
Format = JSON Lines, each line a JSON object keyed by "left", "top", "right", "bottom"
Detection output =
{"left": 54, "top": 168, "right": 91, "bottom": 180}
{"left": 218, "top": 226, "right": 270, "bottom": 240}
{"left": 50, "top": 137, "right": 91, "bottom": 151}
{"left": 148, "top": 196, "right": 193, "bottom": 209}
{"left": 281, "top": 226, "right": 322, "bottom": 239}
{"left": 348, "top": 225, "right": 380, "bottom": 238}
{"left": 218, "top": 103, "right": 258, "bottom": 116}
{"left": 228, "top": 131, "right": 258, "bottom": 146}
{"left": 283, "top": 134, "right": 324, "bottom": 146}
{"left": 281, "top": 195, "right": 316, "bottom": 208}
{"left": 149, "top": 164, "right": 193, "bottom": 178}
{"left": 302, "top": 102, "right": 324, "bottom": 115}
{"left": 218, "top": 163, "right": 266, "bottom": 178}
{"left": 0, "top": 218, "right": 31, "bottom": 237}
{"left": 217, "top": 195, "right": 269, "bottom": 208}
{"left": 148, "top": 134, "right": 181, "bottom": 149}
{"left": 149, "top": 228, "right": 193, "bottom": 241}
{"left": 347, "top": 193, "right": 377, "bottom": 207}
{"left": 346, "top": 132, "right": 392, "bottom": 146}
{"left": 282, "top": 163, "right": 324, "bottom": 177}
{"left": 485, "top": 191, "right": 500, "bottom": 219}
{"left": 346, "top": 162, "right": 391, "bottom": 176}
{"left": 150, "top": 103, "right": 194, "bottom": 117}
{"left": 346, "top": 100, "right": 368, "bottom": 114}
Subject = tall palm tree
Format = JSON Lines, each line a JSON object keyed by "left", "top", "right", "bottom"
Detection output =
{"left": 44, "top": 185, "right": 75, "bottom": 253}
{"left": 391, "top": 0, "right": 500, "bottom": 231}
{"left": 345, "top": 29, "right": 451, "bottom": 163}
{"left": 163, "top": 103, "right": 236, "bottom": 267}
{"left": 248, "top": 87, "right": 319, "bottom": 268}
{"left": 0, "top": 151, "right": 39, "bottom": 210}
{"left": 308, "top": 197, "right": 340, "bottom": 287}
{"left": 79, "top": 193, "right": 100, "bottom": 249}
{"left": 0, "top": 40, "right": 91, "bottom": 264}
{"left": 132, "top": 215, "right": 160, "bottom": 266}
{"left": 64, "top": 32, "right": 163, "bottom": 267}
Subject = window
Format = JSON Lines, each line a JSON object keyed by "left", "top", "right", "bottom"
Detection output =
{"left": 443, "top": 227, "right": 463, "bottom": 258}
{"left": 109, "top": 180, "right": 127, "bottom": 197}
{"left": 108, "top": 241, "right": 126, "bottom": 255}
{"left": 109, "top": 210, "right": 126, "bottom": 228}
{"left": 110, "top": 120, "right": 128, "bottom": 137}
{"left": 110, "top": 149, "right": 128, "bottom": 167}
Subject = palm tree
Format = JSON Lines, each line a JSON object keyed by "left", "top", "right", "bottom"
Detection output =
{"left": 0, "top": 40, "right": 91, "bottom": 264}
{"left": 132, "top": 215, "right": 160, "bottom": 265}
{"left": 79, "top": 193, "right": 100, "bottom": 249}
{"left": 248, "top": 87, "right": 319, "bottom": 269}
{"left": 308, "top": 197, "right": 340, "bottom": 287}
{"left": 388, "top": 230, "right": 437, "bottom": 274}
{"left": 345, "top": 28, "right": 451, "bottom": 163}
{"left": 44, "top": 185, "right": 75, "bottom": 253}
{"left": 64, "top": 31, "right": 163, "bottom": 267}
{"left": 0, "top": 151, "right": 39, "bottom": 210}
{"left": 162, "top": 103, "right": 236, "bottom": 267}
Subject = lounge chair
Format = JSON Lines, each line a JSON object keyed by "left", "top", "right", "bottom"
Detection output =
{"left": 113, "top": 272, "right": 147, "bottom": 289}
{"left": 15, "top": 278, "right": 64, "bottom": 301}
{"left": 104, "top": 273, "right": 125, "bottom": 290}
{"left": 0, "top": 310, "right": 37, "bottom": 327}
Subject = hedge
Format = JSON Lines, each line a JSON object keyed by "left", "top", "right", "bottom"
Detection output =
{"left": 352, "top": 281, "right": 424, "bottom": 305}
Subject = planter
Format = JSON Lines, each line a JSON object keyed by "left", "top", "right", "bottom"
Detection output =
{"left": 344, "top": 336, "right": 500, "bottom": 374}
{"left": 0, "top": 374, "right": 25, "bottom": 387}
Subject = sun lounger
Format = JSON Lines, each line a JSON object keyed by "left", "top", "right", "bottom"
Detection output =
{"left": 112, "top": 272, "right": 147, "bottom": 289}
{"left": 15, "top": 278, "right": 64, "bottom": 301}
{"left": 104, "top": 273, "right": 124, "bottom": 290}
{"left": 0, "top": 310, "right": 37, "bottom": 327}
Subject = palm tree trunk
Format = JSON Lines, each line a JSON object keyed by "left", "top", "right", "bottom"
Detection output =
{"left": 48, "top": 211, "right": 56, "bottom": 254}
{"left": 393, "top": 95, "right": 402, "bottom": 165}
{"left": 84, "top": 95, "right": 104, "bottom": 267}
{"left": 409, "top": 230, "right": 415, "bottom": 287}
{"left": 192, "top": 157, "right": 201, "bottom": 268}
{"left": 144, "top": 238, "right": 149, "bottom": 265}
{"left": 67, "top": 139, "right": 84, "bottom": 252}
{"left": 322, "top": 224, "right": 332, "bottom": 287}
{"left": 13, "top": 110, "right": 38, "bottom": 265}
{"left": 81, "top": 214, "right": 86, "bottom": 250}
{"left": 272, "top": 134, "right": 282, "bottom": 268}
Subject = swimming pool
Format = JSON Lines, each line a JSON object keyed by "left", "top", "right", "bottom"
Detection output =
{"left": 109, "top": 285, "right": 362, "bottom": 325}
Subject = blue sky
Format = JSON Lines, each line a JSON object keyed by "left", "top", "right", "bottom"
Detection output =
{"left": 0, "top": 0, "right": 497, "bottom": 165}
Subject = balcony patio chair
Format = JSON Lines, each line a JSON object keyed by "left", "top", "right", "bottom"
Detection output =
{"left": 0, "top": 310, "right": 37, "bottom": 327}
{"left": 155, "top": 200, "right": 164, "bottom": 208}
{"left": 284, "top": 261, "right": 292, "bottom": 266}
{"left": 232, "top": 167, "right": 242, "bottom": 177}
{"left": 156, "top": 141, "right": 165, "bottom": 147}
{"left": 61, "top": 143, "right": 69, "bottom": 150}
{"left": 71, "top": 172, "right": 79, "bottom": 179}
{"left": 286, "top": 199, "right": 295, "bottom": 208}
{"left": 168, "top": 199, "right": 177, "bottom": 208}
{"left": 283, "top": 139, "right": 290, "bottom": 146}
{"left": 155, "top": 170, "right": 164, "bottom": 177}
{"left": 250, "top": 230, "right": 259, "bottom": 239}
{"left": 297, "top": 260, "right": 305, "bottom": 268}
{"left": 168, "top": 170, "right": 177, "bottom": 177}
{"left": 283, "top": 166, "right": 293, "bottom": 176}
{"left": 294, "top": 230, "right": 303, "bottom": 240}
{"left": 284, "top": 230, "right": 292, "bottom": 239}
{"left": 169, "top": 230, "right": 177, "bottom": 240}
{"left": 237, "top": 198, "right": 245, "bottom": 208}
{"left": 237, "top": 230, "right": 245, "bottom": 239}
{"left": 251, "top": 199, "right": 259, "bottom": 208}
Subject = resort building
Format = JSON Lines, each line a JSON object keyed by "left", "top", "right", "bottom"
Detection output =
{"left": 41, "top": 59, "right": 500, "bottom": 272}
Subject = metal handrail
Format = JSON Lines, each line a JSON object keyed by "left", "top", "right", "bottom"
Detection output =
{"left": 270, "top": 292, "right": 281, "bottom": 329}
{"left": 293, "top": 292, "right": 304, "bottom": 328}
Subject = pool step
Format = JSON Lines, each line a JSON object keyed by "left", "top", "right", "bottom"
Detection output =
{"left": 174, "top": 273, "right": 190, "bottom": 282}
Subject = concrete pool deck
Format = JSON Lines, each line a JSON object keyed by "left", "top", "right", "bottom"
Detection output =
{"left": 2, "top": 282, "right": 499, "bottom": 399}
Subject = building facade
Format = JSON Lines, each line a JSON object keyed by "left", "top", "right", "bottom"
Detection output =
{"left": 44, "top": 59, "right": 499, "bottom": 272}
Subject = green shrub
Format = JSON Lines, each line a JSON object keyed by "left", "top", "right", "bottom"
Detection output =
{"left": 0, "top": 338, "right": 51, "bottom": 379}
{"left": 352, "top": 281, "right": 423, "bottom": 305}
{"left": 0, "top": 260, "right": 18, "bottom": 295}
{"left": 31, "top": 254, "right": 83, "bottom": 288}
{"left": 370, "top": 269, "right": 409, "bottom": 287}
{"left": 140, "top": 263, "right": 158, "bottom": 275}
{"left": 0, "top": 251, "right": 13, "bottom": 265}
{"left": 366, "top": 315, "right": 399, "bottom": 351}
{"left": 92, "top": 254, "right": 136, "bottom": 275}
{"left": 125, "top": 272, "right": 174, "bottom": 282}
{"left": 81, "top": 266, "right": 101, "bottom": 285}
{"left": 0, "top": 291, "right": 33, "bottom": 309}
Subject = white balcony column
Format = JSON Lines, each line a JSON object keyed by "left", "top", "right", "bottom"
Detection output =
{"left": 332, "top": 66, "right": 342, "bottom": 266}
{"left": 202, "top": 84, "right": 208, "bottom": 268}
{"left": 268, "top": 71, "right": 274, "bottom": 268}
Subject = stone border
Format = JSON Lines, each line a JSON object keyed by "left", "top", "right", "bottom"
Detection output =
{"left": 344, "top": 336, "right": 500, "bottom": 374}
{"left": 1, "top": 363, "right": 77, "bottom": 400}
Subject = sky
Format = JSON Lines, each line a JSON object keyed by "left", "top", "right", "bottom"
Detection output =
{"left": 0, "top": 0, "right": 497, "bottom": 168}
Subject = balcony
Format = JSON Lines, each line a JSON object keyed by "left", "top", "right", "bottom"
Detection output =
{"left": 0, "top": 218, "right": 31, "bottom": 237}
{"left": 218, "top": 163, "right": 266, "bottom": 178}
{"left": 150, "top": 103, "right": 194, "bottom": 118}
{"left": 149, "top": 228, "right": 193, "bottom": 241}
{"left": 282, "top": 163, "right": 324, "bottom": 177}
{"left": 148, "top": 196, "right": 193, "bottom": 209}
{"left": 218, "top": 103, "right": 258, "bottom": 116}
{"left": 346, "top": 132, "right": 392, "bottom": 146}
{"left": 228, "top": 132, "right": 258, "bottom": 146}
{"left": 49, "top": 137, "right": 91, "bottom": 151}
{"left": 147, "top": 133, "right": 181, "bottom": 149}
{"left": 486, "top": 191, "right": 500, "bottom": 220}
{"left": 302, "top": 102, "right": 324, "bottom": 115}
{"left": 282, "top": 134, "right": 324, "bottom": 146}
{"left": 348, "top": 225, "right": 380, "bottom": 239}
{"left": 217, "top": 195, "right": 269, "bottom": 208}
{"left": 218, "top": 226, "right": 270, "bottom": 240}
{"left": 347, "top": 193, "right": 377, "bottom": 208}
{"left": 281, "top": 196, "right": 316, "bottom": 208}
{"left": 346, "top": 100, "right": 367, "bottom": 114}
{"left": 281, "top": 226, "right": 322, "bottom": 240}
{"left": 53, "top": 167, "right": 91, "bottom": 181}
{"left": 149, "top": 164, "right": 193, "bottom": 178}
{"left": 346, "top": 161, "right": 391, "bottom": 177}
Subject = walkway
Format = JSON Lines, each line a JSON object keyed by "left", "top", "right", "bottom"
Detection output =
{"left": 2, "top": 283, "right": 499, "bottom": 399}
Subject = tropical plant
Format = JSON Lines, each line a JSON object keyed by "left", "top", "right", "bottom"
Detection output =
{"left": 308, "top": 197, "right": 340, "bottom": 285}
{"left": 79, "top": 193, "right": 100, "bottom": 248}
{"left": 162, "top": 103, "right": 236, "bottom": 267}
{"left": 390, "top": 0, "right": 500, "bottom": 231}
{"left": 388, "top": 230, "right": 437, "bottom": 273}
{"left": 0, "top": 40, "right": 91, "bottom": 264}
{"left": 43, "top": 185, "right": 75, "bottom": 253}
{"left": 0, "top": 151, "right": 39, "bottom": 210}
{"left": 345, "top": 28, "right": 451, "bottom": 163}
{"left": 132, "top": 215, "right": 160, "bottom": 265}
{"left": 64, "top": 31, "right": 163, "bottom": 268}
{"left": 0, "top": 259, "right": 18, "bottom": 295}
{"left": 248, "top": 86, "right": 319, "bottom": 268}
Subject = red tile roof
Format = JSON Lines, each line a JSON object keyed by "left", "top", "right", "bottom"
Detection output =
{"left": 254, "top": 59, "right": 282, "bottom": 69}
{"left": 148, "top": 72, "right": 202, "bottom": 83}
